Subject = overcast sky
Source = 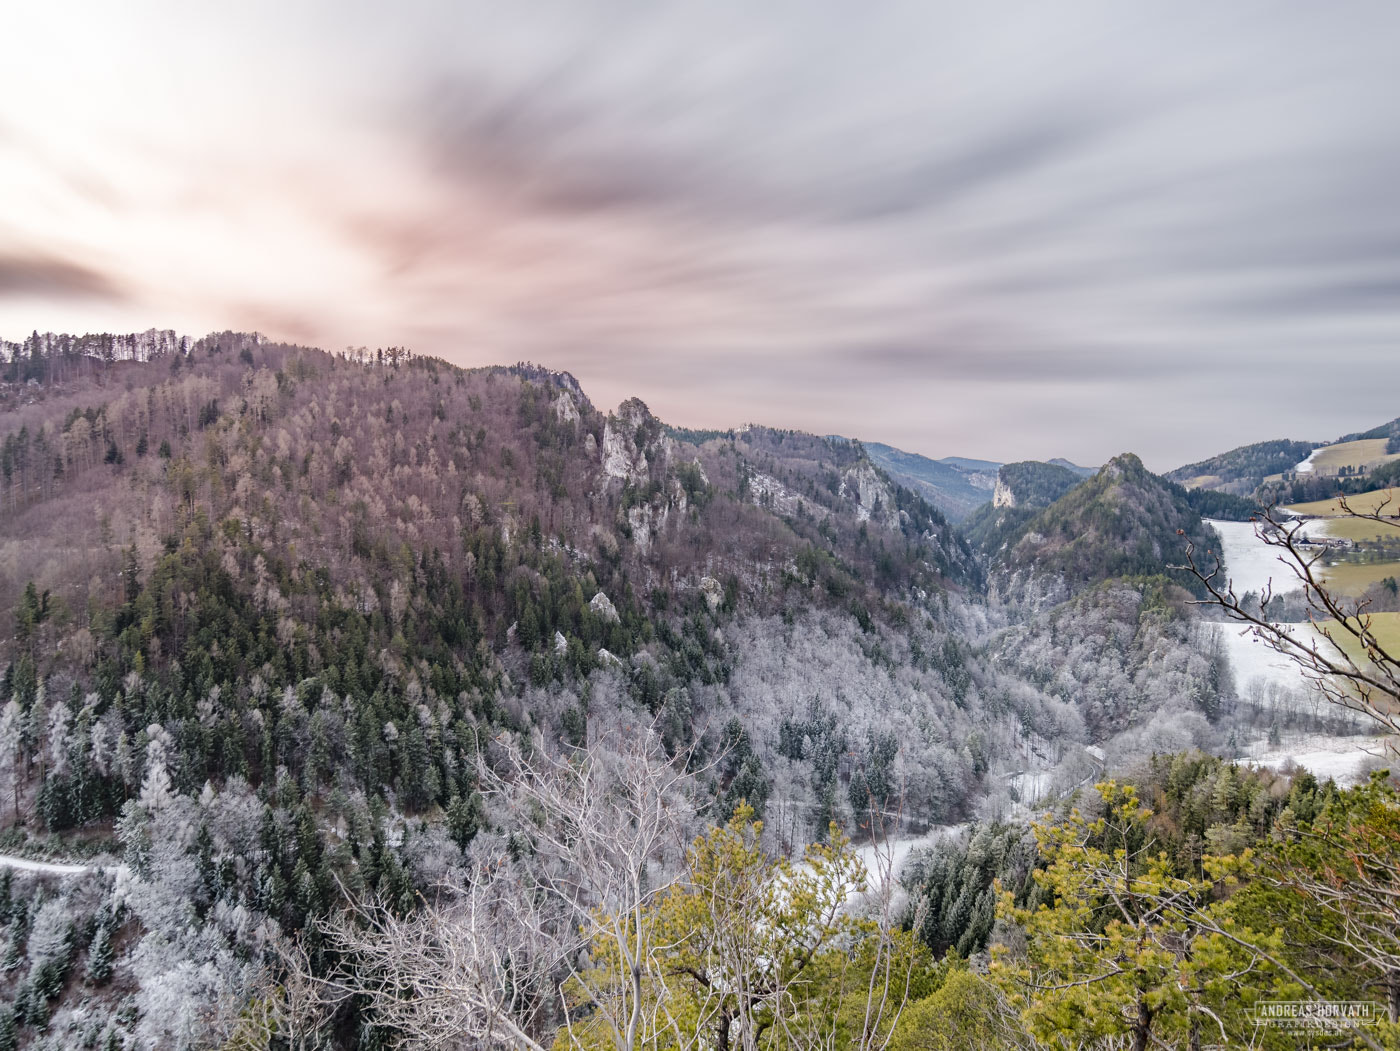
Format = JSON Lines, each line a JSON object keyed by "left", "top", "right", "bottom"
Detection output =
{"left": 3, "top": 2, "right": 1399, "bottom": 469}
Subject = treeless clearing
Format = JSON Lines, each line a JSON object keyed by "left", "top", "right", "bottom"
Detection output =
{"left": 1304, "top": 438, "right": 1400, "bottom": 476}
{"left": 1316, "top": 558, "right": 1400, "bottom": 596}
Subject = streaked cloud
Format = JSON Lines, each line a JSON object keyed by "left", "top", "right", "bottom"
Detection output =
{"left": 0, "top": 253, "right": 124, "bottom": 301}
{"left": 3, "top": 1, "right": 1399, "bottom": 467}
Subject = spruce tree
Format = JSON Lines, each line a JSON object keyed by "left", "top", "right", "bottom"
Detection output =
{"left": 86, "top": 922, "right": 114, "bottom": 985}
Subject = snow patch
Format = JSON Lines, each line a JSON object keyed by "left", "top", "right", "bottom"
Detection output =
{"left": 850, "top": 826, "right": 965, "bottom": 898}
{"left": 1205, "top": 519, "right": 1305, "bottom": 598}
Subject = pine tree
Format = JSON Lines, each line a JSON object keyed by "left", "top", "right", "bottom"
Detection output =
{"left": 85, "top": 921, "right": 114, "bottom": 985}
{"left": 446, "top": 792, "right": 485, "bottom": 851}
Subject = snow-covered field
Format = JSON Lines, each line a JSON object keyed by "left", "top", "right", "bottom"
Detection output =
{"left": 1240, "top": 734, "right": 1389, "bottom": 785}
{"left": 1217, "top": 623, "right": 1318, "bottom": 694}
{"left": 1294, "top": 448, "right": 1319, "bottom": 474}
{"left": 1217, "top": 622, "right": 1386, "bottom": 785}
{"left": 1206, "top": 519, "right": 1303, "bottom": 598}
{"left": 853, "top": 826, "right": 963, "bottom": 891}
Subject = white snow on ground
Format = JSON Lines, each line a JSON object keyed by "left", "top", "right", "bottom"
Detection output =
{"left": 1217, "top": 624, "right": 1318, "bottom": 694}
{"left": 1204, "top": 519, "right": 1393, "bottom": 783}
{"left": 1222, "top": 625, "right": 1393, "bottom": 785}
{"left": 0, "top": 854, "right": 92, "bottom": 876}
{"left": 1007, "top": 770, "right": 1052, "bottom": 805}
{"left": 1239, "top": 734, "right": 1389, "bottom": 787}
{"left": 1206, "top": 519, "right": 1303, "bottom": 598}
{"left": 1294, "top": 448, "right": 1319, "bottom": 474}
{"left": 1215, "top": 619, "right": 1393, "bottom": 786}
{"left": 853, "top": 826, "right": 964, "bottom": 893}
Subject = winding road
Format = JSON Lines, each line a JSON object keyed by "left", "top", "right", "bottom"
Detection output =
{"left": 0, "top": 854, "right": 95, "bottom": 876}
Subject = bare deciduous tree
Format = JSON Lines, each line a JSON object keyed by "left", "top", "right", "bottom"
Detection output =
{"left": 317, "top": 725, "right": 699, "bottom": 1050}
{"left": 1175, "top": 502, "right": 1400, "bottom": 752}
{"left": 323, "top": 853, "right": 567, "bottom": 1050}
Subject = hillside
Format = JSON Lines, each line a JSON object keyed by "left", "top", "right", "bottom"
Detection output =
{"left": 0, "top": 330, "right": 1297, "bottom": 1048}
{"left": 1339, "top": 415, "right": 1400, "bottom": 445}
{"left": 1170, "top": 415, "right": 1400, "bottom": 506}
{"left": 0, "top": 332, "right": 1025, "bottom": 852}
{"left": 961, "top": 460, "right": 1092, "bottom": 561}
{"left": 986, "top": 453, "right": 1219, "bottom": 603}
{"left": 1166, "top": 438, "right": 1315, "bottom": 495}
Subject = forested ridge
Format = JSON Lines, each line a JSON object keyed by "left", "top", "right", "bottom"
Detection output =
{"left": 972, "top": 453, "right": 1221, "bottom": 607}
{"left": 0, "top": 330, "right": 1391, "bottom": 1049}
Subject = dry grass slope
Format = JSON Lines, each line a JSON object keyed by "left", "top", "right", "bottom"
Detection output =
{"left": 1323, "top": 610, "right": 1400, "bottom": 666}
{"left": 1287, "top": 486, "right": 1400, "bottom": 518}
{"left": 1306, "top": 438, "right": 1400, "bottom": 477}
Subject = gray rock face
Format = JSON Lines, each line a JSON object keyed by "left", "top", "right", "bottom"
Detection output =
{"left": 993, "top": 476, "right": 1017, "bottom": 508}
{"left": 601, "top": 399, "right": 668, "bottom": 483}
{"left": 555, "top": 391, "right": 580, "bottom": 425}
{"left": 626, "top": 503, "right": 667, "bottom": 555}
{"left": 839, "top": 461, "right": 900, "bottom": 531}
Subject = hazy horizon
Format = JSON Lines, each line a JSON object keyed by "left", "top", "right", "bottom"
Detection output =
{"left": 5, "top": 2, "right": 1400, "bottom": 469}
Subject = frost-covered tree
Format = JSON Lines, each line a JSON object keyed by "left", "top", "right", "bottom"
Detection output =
{"left": 0, "top": 701, "right": 22, "bottom": 824}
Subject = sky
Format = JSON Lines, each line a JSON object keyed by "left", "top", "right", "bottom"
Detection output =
{"left": 3, "top": 2, "right": 1400, "bottom": 470}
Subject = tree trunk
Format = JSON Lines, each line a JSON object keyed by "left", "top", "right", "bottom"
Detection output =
{"left": 1132, "top": 998, "right": 1154, "bottom": 1051}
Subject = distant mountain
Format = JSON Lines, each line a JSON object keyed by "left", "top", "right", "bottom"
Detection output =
{"left": 836, "top": 440, "right": 1001, "bottom": 522}
{"left": 935, "top": 454, "right": 1002, "bottom": 474}
{"left": 1048, "top": 457, "right": 1096, "bottom": 477}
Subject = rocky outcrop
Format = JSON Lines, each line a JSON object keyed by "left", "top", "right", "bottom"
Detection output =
{"left": 626, "top": 502, "right": 668, "bottom": 555}
{"left": 839, "top": 460, "right": 900, "bottom": 531}
{"left": 699, "top": 575, "right": 724, "bottom": 611}
{"left": 554, "top": 391, "right": 580, "bottom": 425}
{"left": 601, "top": 398, "right": 669, "bottom": 484}
{"left": 993, "top": 476, "right": 1017, "bottom": 509}
{"left": 589, "top": 591, "right": 620, "bottom": 623}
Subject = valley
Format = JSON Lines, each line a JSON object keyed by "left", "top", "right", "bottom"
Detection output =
{"left": 0, "top": 329, "right": 1394, "bottom": 1049}
{"left": 1205, "top": 518, "right": 1387, "bottom": 785}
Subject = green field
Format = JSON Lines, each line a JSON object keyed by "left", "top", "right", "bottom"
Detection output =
{"left": 1302, "top": 516, "right": 1400, "bottom": 544}
{"left": 1314, "top": 558, "right": 1400, "bottom": 597}
{"left": 1305, "top": 438, "right": 1400, "bottom": 477}
{"left": 1288, "top": 486, "right": 1400, "bottom": 518}
{"left": 1322, "top": 610, "right": 1400, "bottom": 666}
{"left": 1283, "top": 487, "right": 1400, "bottom": 593}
